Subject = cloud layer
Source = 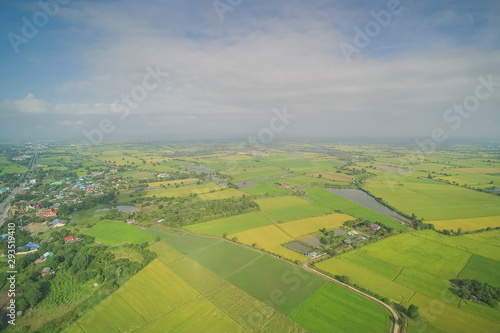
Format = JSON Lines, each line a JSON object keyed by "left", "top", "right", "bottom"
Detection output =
{"left": 1, "top": 0, "right": 499, "bottom": 141}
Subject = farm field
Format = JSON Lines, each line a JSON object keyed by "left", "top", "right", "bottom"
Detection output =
{"left": 197, "top": 187, "right": 247, "bottom": 200}
{"left": 290, "top": 282, "right": 391, "bottom": 333}
{"left": 151, "top": 242, "right": 308, "bottom": 332}
{"left": 65, "top": 259, "right": 246, "bottom": 333}
{"left": 183, "top": 211, "right": 271, "bottom": 236}
{"left": 146, "top": 227, "right": 392, "bottom": 332}
{"left": 365, "top": 175, "right": 500, "bottom": 221}
{"left": 317, "top": 230, "right": 500, "bottom": 332}
{"left": 279, "top": 213, "right": 354, "bottom": 238}
{"left": 83, "top": 221, "right": 154, "bottom": 246}
{"left": 308, "top": 172, "right": 354, "bottom": 182}
{"left": 254, "top": 196, "right": 311, "bottom": 211}
{"left": 430, "top": 216, "right": 500, "bottom": 231}
{"left": 0, "top": 155, "right": 28, "bottom": 175}
{"left": 141, "top": 182, "right": 224, "bottom": 198}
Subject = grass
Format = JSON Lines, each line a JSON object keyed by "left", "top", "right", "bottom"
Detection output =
{"left": 0, "top": 155, "right": 28, "bottom": 175}
{"left": 141, "top": 182, "right": 223, "bottom": 198}
{"left": 317, "top": 258, "right": 415, "bottom": 303}
{"left": 189, "top": 241, "right": 263, "bottom": 277}
{"left": 365, "top": 175, "right": 500, "bottom": 221}
{"left": 264, "top": 203, "right": 333, "bottom": 222}
{"left": 407, "top": 292, "right": 500, "bottom": 333}
{"left": 240, "top": 180, "right": 291, "bottom": 196}
{"left": 308, "top": 172, "right": 354, "bottom": 182}
{"left": 457, "top": 254, "right": 500, "bottom": 287}
{"left": 115, "top": 259, "right": 199, "bottom": 322}
{"left": 290, "top": 282, "right": 391, "bottom": 333}
{"left": 254, "top": 196, "right": 312, "bottom": 211}
{"left": 464, "top": 229, "right": 500, "bottom": 247}
{"left": 430, "top": 216, "right": 500, "bottom": 232}
{"left": 83, "top": 221, "right": 154, "bottom": 246}
{"left": 394, "top": 268, "right": 460, "bottom": 306}
{"left": 340, "top": 251, "right": 403, "bottom": 280}
{"left": 183, "top": 211, "right": 271, "bottom": 236}
{"left": 137, "top": 296, "right": 248, "bottom": 333}
{"left": 147, "top": 178, "right": 199, "bottom": 187}
{"left": 279, "top": 213, "right": 354, "bottom": 238}
{"left": 229, "top": 224, "right": 294, "bottom": 251}
{"left": 146, "top": 226, "right": 222, "bottom": 255}
{"left": 227, "top": 255, "right": 326, "bottom": 315}
{"left": 197, "top": 188, "right": 246, "bottom": 200}
{"left": 151, "top": 241, "right": 308, "bottom": 332}
{"left": 361, "top": 233, "right": 471, "bottom": 279}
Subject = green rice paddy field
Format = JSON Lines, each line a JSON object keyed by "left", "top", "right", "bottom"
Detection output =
{"left": 365, "top": 174, "right": 500, "bottom": 221}
{"left": 317, "top": 229, "right": 500, "bottom": 333}
{"left": 144, "top": 226, "right": 392, "bottom": 333}
{"left": 83, "top": 221, "right": 154, "bottom": 246}
{"left": 65, "top": 227, "right": 393, "bottom": 333}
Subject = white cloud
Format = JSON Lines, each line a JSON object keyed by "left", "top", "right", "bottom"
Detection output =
{"left": 58, "top": 120, "right": 85, "bottom": 128}
{"left": 10, "top": 93, "right": 50, "bottom": 113}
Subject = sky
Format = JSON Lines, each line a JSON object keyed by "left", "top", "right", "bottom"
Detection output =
{"left": 0, "top": 0, "right": 499, "bottom": 143}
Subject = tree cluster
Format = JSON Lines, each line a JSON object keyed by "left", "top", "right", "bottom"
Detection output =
{"left": 451, "top": 279, "right": 500, "bottom": 307}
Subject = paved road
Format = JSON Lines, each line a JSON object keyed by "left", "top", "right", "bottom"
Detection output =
{"left": 0, "top": 149, "right": 38, "bottom": 227}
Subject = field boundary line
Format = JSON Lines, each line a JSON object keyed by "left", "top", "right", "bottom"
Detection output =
{"left": 114, "top": 292, "right": 150, "bottom": 325}
{"left": 260, "top": 209, "right": 297, "bottom": 239}
{"left": 455, "top": 253, "right": 474, "bottom": 278}
{"left": 225, "top": 253, "right": 265, "bottom": 279}
{"left": 76, "top": 322, "right": 87, "bottom": 333}
{"left": 392, "top": 267, "right": 405, "bottom": 282}
{"left": 286, "top": 280, "right": 329, "bottom": 317}
{"left": 188, "top": 239, "right": 223, "bottom": 256}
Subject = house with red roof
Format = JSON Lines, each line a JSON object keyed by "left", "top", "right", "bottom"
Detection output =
{"left": 39, "top": 208, "right": 58, "bottom": 219}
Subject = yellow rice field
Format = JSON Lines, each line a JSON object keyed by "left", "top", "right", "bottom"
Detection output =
{"left": 279, "top": 213, "right": 354, "bottom": 238}
{"left": 430, "top": 216, "right": 500, "bottom": 231}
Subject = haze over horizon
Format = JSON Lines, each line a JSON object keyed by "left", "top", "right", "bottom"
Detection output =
{"left": 0, "top": 0, "right": 499, "bottom": 142}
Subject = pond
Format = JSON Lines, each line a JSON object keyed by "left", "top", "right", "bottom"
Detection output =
{"left": 326, "top": 188, "right": 411, "bottom": 224}
{"left": 284, "top": 241, "right": 314, "bottom": 254}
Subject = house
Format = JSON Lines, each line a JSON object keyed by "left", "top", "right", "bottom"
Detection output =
{"left": 41, "top": 267, "right": 52, "bottom": 276}
{"left": 41, "top": 252, "right": 54, "bottom": 261}
{"left": 40, "top": 237, "right": 53, "bottom": 243}
{"left": 39, "top": 208, "right": 57, "bottom": 218}
{"left": 343, "top": 238, "right": 353, "bottom": 244}
{"left": 52, "top": 219, "right": 67, "bottom": 228}
{"left": 370, "top": 223, "right": 381, "bottom": 231}
{"left": 307, "top": 252, "right": 326, "bottom": 260}
{"left": 157, "top": 173, "right": 169, "bottom": 178}
{"left": 64, "top": 235, "right": 75, "bottom": 244}
{"left": 0, "top": 233, "right": 10, "bottom": 240}
{"left": 347, "top": 231, "right": 359, "bottom": 236}
{"left": 24, "top": 242, "right": 40, "bottom": 251}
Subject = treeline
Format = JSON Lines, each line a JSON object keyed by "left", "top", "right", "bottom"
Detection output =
{"left": 451, "top": 279, "right": 500, "bottom": 307}
{"left": 57, "top": 191, "right": 117, "bottom": 217}
{"left": 138, "top": 195, "right": 258, "bottom": 227}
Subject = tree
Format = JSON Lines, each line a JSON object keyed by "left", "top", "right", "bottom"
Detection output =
{"left": 408, "top": 304, "right": 419, "bottom": 319}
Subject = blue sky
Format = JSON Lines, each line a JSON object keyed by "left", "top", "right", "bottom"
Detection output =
{"left": 0, "top": 0, "right": 499, "bottom": 142}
